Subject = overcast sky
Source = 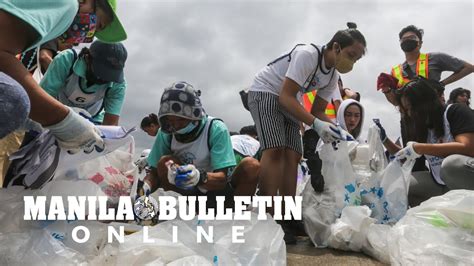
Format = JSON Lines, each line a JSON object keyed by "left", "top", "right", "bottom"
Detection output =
{"left": 111, "top": 0, "right": 473, "bottom": 152}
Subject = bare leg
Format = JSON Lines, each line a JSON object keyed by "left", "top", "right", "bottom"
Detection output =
{"left": 231, "top": 157, "right": 260, "bottom": 196}
{"left": 258, "top": 147, "right": 285, "bottom": 215}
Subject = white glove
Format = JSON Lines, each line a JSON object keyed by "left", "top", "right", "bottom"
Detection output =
{"left": 311, "top": 118, "right": 345, "bottom": 143}
{"left": 45, "top": 107, "right": 104, "bottom": 154}
{"left": 175, "top": 164, "right": 201, "bottom": 190}
{"left": 135, "top": 157, "right": 149, "bottom": 174}
{"left": 395, "top": 141, "right": 421, "bottom": 162}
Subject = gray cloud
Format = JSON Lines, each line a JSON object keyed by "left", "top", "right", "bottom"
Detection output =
{"left": 115, "top": 0, "right": 473, "bottom": 151}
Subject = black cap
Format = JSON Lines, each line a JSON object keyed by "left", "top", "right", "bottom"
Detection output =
{"left": 90, "top": 40, "right": 127, "bottom": 83}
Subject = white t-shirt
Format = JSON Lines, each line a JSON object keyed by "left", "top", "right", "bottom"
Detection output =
{"left": 249, "top": 44, "right": 339, "bottom": 102}
{"left": 231, "top": 135, "right": 260, "bottom": 157}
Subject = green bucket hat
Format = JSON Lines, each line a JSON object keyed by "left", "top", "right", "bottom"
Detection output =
{"left": 94, "top": 0, "right": 127, "bottom": 43}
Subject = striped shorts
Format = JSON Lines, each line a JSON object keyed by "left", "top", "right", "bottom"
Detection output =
{"left": 248, "top": 91, "right": 302, "bottom": 155}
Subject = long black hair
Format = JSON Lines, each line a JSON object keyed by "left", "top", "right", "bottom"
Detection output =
{"left": 326, "top": 22, "right": 367, "bottom": 53}
{"left": 396, "top": 77, "right": 445, "bottom": 142}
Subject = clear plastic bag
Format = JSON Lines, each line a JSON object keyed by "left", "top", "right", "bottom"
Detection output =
{"left": 303, "top": 141, "right": 360, "bottom": 247}
{"left": 389, "top": 190, "right": 474, "bottom": 265}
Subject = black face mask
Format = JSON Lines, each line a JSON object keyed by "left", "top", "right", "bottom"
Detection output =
{"left": 85, "top": 68, "right": 108, "bottom": 85}
{"left": 400, "top": 39, "right": 418, "bottom": 52}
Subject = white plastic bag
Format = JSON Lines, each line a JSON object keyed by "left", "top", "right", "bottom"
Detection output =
{"left": 303, "top": 141, "right": 360, "bottom": 247}
{"left": 319, "top": 141, "right": 361, "bottom": 212}
{"left": 113, "top": 212, "right": 286, "bottom": 265}
{"left": 55, "top": 135, "right": 138, "bottom": 204}
{"left": 356, "top": 125, "right": 389, "bottom": 223}
{"left": 389, "top": 190, "right": 474, "bottom": 265}
{"left": 326, "top": 205, "right": 391, "bottom": 264}
{"left": 354, "top": 124, "right": 414, "bottom": 224}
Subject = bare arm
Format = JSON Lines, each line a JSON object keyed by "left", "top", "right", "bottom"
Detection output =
{"left": 441, "top": 62, "right": 474, "bottom": 86}
{"left": 102, "top": 113, "right": 120, "bottom": 126}
{"left": 413, "top": 133, "right": 474, "bottom": 158}
{"left": 311, "top": 94, "right": 332, "bottom": 123}
{"left": 200, "top": 170, "right": 228, "bottom": 191}
{"left": 279, "top": 78, "right": 315, "bottom": 125}
{"left": 39, "top": 49, "right": 54, "bottom": 72}
{"left": 0, "top": 11, "right": 68, "bottom": 126}
{"left": 383, "top": 138, "right": 402, "bottom": 155}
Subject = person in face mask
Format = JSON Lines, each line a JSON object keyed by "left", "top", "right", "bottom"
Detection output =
{"left": 40, "top": 40, "right": 127, "bottom": 125}
{"left": 376, "top": 25, "right": 473, "bottom": 172}
{"left": 137, "top": 82, "right": 259, "bottom": 209}
{"left": 246, "top": 22, "right": 366, "bottom": 244}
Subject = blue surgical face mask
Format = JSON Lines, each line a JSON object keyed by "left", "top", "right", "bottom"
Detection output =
{"left": 175, "top": 121, "right": 197, "bottom": 135}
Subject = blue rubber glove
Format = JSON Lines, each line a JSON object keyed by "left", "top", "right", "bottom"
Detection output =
{"left": 175, "top": 164, "right": 201, "bottom": 190}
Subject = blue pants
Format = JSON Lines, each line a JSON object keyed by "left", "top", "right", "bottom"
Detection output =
{"left": 0, "top": 72, "right": 30, "bottom": 139}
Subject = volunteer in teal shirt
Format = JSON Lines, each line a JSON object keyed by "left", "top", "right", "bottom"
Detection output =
{"left": 0, "top": 0, "right": 127, "bottom": 151}
{"left": 138, "top": 82, "right": 259, "bottom": 205}
{"left": 147, "top": 115, "right": 237, "bottom": 172}
{"left": 41, "top": 41, "right": 128, "bottom": 125}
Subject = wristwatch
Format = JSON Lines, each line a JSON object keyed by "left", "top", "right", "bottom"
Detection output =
{"left": 198, "top": 169, "right": 208, "bottom": 185}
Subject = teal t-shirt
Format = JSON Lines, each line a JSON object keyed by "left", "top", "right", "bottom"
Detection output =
{"left": 0, "top": 0, "right": 78, "bottom": 51}
{"left": 147, "top": 116, "right": 237, "bottom": 172}
{"left": 40, "top": 49, "right": 127, "bottom": 123}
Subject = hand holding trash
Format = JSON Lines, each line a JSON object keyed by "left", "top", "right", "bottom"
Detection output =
{"left": 165, "top": 160, "right": 179, "bottom": 185}
{"left": 312, "top": 117, "right": 346, "bottom": 143}
{"left": 395, "top": 141, "right": 421, "bottom": 162}
{"left": 377, "top": 73, "right": 398, "bottom": 93}
{"left": 135, "top": 157, "right": 148, "bottom": 174}
{"left": 45, "top": 106, "right": 104, "bottom": 154}
{"left": 175, "top": 164, "right": 201, "bottom": 190}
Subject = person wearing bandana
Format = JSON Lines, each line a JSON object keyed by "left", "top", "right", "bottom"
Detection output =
{"left": 376, "top": 25, "right": 473, "bottom": 173}
{"left": 137, "top": 82, "right": 260, "bottom": 210}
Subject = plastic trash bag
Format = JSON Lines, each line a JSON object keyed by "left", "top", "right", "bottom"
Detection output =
{"left": 326, "top": 205, "right": 391, "bottom": 264}
{"left": 355, "top": 124, "right": 414, "bottom": 224}
{"left": 0, "top": 229, "right": 88, "bottom": 265}
{"left": 355, "top": 125, "right": 389, "bottom": 223}
{"left": 112, "top": 212, "right": 286, "bottom": 265}
{"left": 303, "top": 141, "right": 360, "bottom": 247}
{"left": 296, "top": 159, "right": 310, "bottom": 196}
{"left": 54, "top": 135, "right": 138, "bottom": 204}
{"left": 328, "top": 205, "right": 376, "bottom": 251}
{"left": 389, "top": 190, "right": 474, "bottom": 265}
{"left": 4, "top": 126, "right": 136, "bottom": 190}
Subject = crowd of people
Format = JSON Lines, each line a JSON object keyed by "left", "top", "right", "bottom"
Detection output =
{"left": 0, "top": 0, "right": 473, "bottom": 248}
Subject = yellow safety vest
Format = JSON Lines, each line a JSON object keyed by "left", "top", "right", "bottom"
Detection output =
{"left": 303, "top": 91, "right": 336, "bottom": 120}
{"left": 391, "top": 53, "right": 429, "bottom": 88}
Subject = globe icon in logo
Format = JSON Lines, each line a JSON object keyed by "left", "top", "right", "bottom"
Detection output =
{"left": 134, "top": 195, "right": 159, "bottom": 221}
